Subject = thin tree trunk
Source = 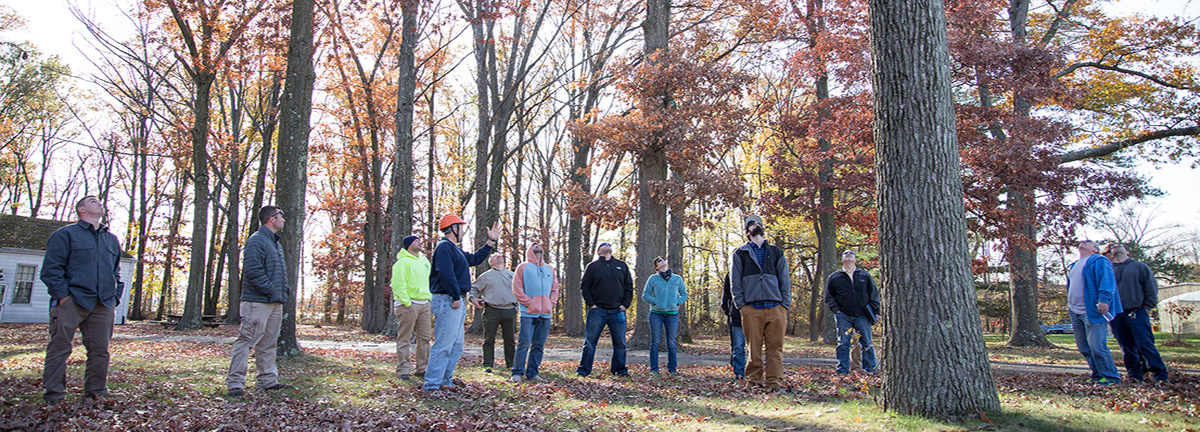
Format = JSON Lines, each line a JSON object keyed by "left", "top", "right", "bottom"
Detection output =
{"left": 275, "top": 0, "right": 316, "bottom": 357}
{"left": 669, "top": 200, "right": 691, "bottom": 343}
{"left": 158, "top": 174, "right": 189, "bottom": 321}
{"left": 384, "top": 0, "right": 420, "bottom": 337}
{"left": 1004, "top": 0, "right": 1053, "bottom": 348}
{"left": 177, "top": 73, "right": 215, "bottom": 331}
{"left": 869, "top": 0, "right": 1000, "bottom": 416}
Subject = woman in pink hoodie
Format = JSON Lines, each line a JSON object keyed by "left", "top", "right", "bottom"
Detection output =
{"left": 510, "top": 243, "right": 560, "bottom": 382}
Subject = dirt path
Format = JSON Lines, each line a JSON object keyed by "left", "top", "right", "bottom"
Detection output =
{"left": 115, "top": 333, "right": 1197, "bottom": 376}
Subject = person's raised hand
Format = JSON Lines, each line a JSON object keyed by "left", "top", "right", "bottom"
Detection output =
{"left": 487, "top": 221, "right": 501, "bottom": 242}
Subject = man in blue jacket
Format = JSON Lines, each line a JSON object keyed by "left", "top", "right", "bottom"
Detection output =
{"left": 1067, "top": 240, "right": 1122, "bottom": 385}
{"left": 40, "top": 196, "right": 124, "bottom": 405}
{"left": 423, "top": 214, "right": 500, "bottom": 391}
{"left": 226, "top": 206, "right": 292, "bottom": 396}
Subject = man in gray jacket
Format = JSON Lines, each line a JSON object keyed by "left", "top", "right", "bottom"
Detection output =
{"left": 730, "top": 215, "right": 791, "bottom": 391}
{"left": 1103, "top": 243, "right": 1169, "bottom": 382}
{"left": 40, "top": 196, "right": 124, "bottom": 405}
{"left": 226, "top": 206, "right": 292, "bottom": 396}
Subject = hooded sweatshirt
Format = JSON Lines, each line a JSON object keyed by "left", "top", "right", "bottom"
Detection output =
{"left": 642, "top": 269, "right": 687, "bottom": 314}
{"left": 512, "top": 245, "right": 560, "bottom": 318}
{"left": 392, "top": 248, "right": 432, "bottom": 307}
{"left": 1113, "top": 258, "right": 1157, "bottom": 312}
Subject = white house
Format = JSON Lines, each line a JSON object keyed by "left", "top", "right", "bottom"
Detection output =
{"left": 0, "top": 214, "right": 133, "bottom": 324}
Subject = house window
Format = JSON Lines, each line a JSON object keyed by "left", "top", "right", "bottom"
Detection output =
{"left": 13, "top": 265, "right": 36, "bottom": 304}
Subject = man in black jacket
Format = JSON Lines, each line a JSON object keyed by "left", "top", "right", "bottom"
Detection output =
{"left": 1104, "top": 243, "right": 1169, "bottom": 382}
{"left": 721, "top": 273, "right": 745, "bottom": 379}
{"left": 226, "top": 206, "right": 292, "bottom": 396}
{"left": 40, "top": 196, "right": 124, "bottom": 405}
{"left": 576, "top": 242, "right": 634, "bottom": 377}
{"left": 825, "top": 250, "right": 880, "bottom": 375}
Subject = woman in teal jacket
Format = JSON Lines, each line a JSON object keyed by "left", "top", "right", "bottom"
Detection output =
{"left": 642, "top": 256, "right": 687, "bottom": 374}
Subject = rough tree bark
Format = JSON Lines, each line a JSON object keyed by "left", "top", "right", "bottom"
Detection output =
{"left": 869, "top": 0, "right": 1001, "bottom": 416}
{"left": 275, "top": 0, "right": 316, "bottom": 358}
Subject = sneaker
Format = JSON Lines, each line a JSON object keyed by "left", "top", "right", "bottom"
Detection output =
{"left": 45, "top": 398, "right": 65, "bottom": 406}
{"left": 1095, "top": 378, "right": 1120, "bottom": 386}
{"left": 261, "top": 383, "right": 293, "bottom": 391}
{"left": 649, "top": 370, "right": 660, "bottom": 376}
{"left": 527, "top": 376, "right": 546, "bottom": 383}
{"left": 398, "top": 374, "right": 411, "bottom": 381}
{"left": 414, "top": 372, "right": 425, "bottom": 379}
{"left": 227, "top": 388, "right": 245, "bottom": 397}
{"left": 510, "top": 375, "right": 524, "bottom": 383}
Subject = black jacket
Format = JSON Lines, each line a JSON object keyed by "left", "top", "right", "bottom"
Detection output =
{"left": 241, "top": 226, "right": 288, "bottom": 304}
{"left": 825, "top": 268, "right": 879, "bottom": 323}
{"left": 720, "top": 273, "right": 741, "bottom": 327}
{"left": 1113, "top": 259, "right": 1157, "bottom": 312}
{"left": 581, "top": 256, "right": 633, "bottom": 309}
{"left": 40, "top": 221, "right": 124, "bottom": 311}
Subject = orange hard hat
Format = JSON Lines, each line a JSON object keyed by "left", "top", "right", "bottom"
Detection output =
{"left": 439, "top": 214, "right": 466, "bottom": 230}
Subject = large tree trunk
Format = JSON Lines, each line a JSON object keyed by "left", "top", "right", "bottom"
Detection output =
{"left": 629, "top": 0, "right": 671, "bottom": 350}
{"left": 275, "top": 0, "right": 316, "bottom": 358}
{"left": 177, "top": 73, "right": 215, "bottom": 331}
{"left": 869, "top": 0, "right": 1000, "bottom": 416}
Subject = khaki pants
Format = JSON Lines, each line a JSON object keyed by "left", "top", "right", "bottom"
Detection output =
{"left": 394, "top": 302, "right": 432, "bottom": 375}
{"left": 741, "top": 304, "right": 787, "bottom": 388}
{"left": 226, "top": 301, "right": 283, "bottom": 390}
{"left": 43, "top": 296, "right": 115, "bottom": 402}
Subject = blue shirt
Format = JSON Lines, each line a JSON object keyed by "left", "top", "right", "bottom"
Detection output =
{"left": 40, "top": 221, "right": 124, "bottom": 311}
{"left": 750, "top": 242, "right": 766, "bottom": 268}
{"left": 429, "top": 238, "right": 493, "bottom": 301}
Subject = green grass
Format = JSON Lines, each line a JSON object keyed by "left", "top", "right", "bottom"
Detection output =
{"left": 3, "top": 323, "right": 1199, "bottom": 431}
{"left": 984, "top": 332, "right": 1200, "bottom": 369}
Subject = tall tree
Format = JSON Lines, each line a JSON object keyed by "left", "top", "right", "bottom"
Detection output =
{"left": 629, "top": 0, "right": 671, "bottom": 350}
{"left": 869, "top": 0, "right": 1000, "bottom": 416}
{"left": 275, "top": 0, "right": 317, "bottom": 357}
{"left": 385, "top": 0, "right": 422, "bottom": 336}
{"left": 561, "top": 0, "right": 641, "bottom": 337}
{"left": 160, "top": 0, "right": 271, "bottom": 330}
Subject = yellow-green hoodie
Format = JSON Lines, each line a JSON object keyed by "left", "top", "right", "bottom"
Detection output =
{"left": 391, "top": 248, "right": 432, "bottom": 307}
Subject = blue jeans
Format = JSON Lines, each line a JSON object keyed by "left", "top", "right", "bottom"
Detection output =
{"left": 835, "top": 312, "right": 876, "bottom": 374}
{"left": 512, "top": 316, "right": 551, "bottom": 379}
{"left": 729, "top": 325, "right": 746, "bottom": 378}
{"left": 1110, "top": 307, "right": 1168, "bottom": 381}
{"left": 1070, "top": 311, "right": 1121, "bottom": 384}
{"left": 576, "top": 307, "right": 628, "bottom": 376}
{"left": 423, "top": 294, "right": 466, "bottom": 390}
{"left": 649, "top": 313, "right": 679, "bottom": 373}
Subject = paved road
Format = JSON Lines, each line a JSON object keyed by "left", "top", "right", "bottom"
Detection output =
{"left": 116, "top": 333, "right": 1196, "bottom": 376}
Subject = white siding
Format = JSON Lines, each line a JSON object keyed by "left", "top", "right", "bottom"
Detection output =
{"left": 0, "top": 248, "right": 134, "bottom": 324}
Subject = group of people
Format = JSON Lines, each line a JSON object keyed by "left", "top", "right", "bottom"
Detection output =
{"left": 1066, "top": 240, "right": 1169, "bottom": 385}
{"left": 36, "top": 196, "right": 1167, "bottom": 405}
